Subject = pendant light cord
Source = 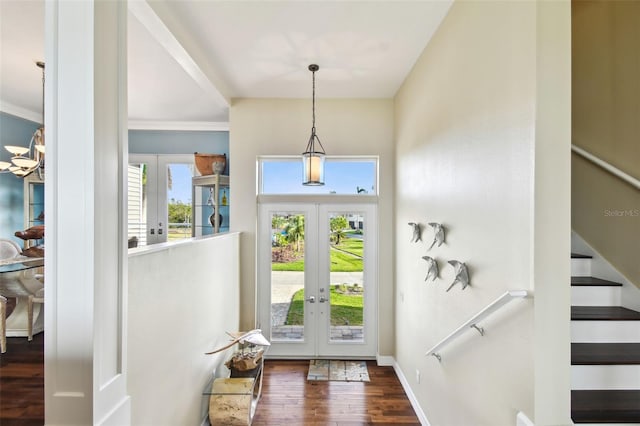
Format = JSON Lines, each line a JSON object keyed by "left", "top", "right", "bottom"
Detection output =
{"left": 311, "top": 68, "right": 316, "bottom": 134}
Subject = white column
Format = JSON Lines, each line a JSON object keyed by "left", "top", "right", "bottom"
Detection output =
{"left": 533, "top": 0, "right": 572, "bottom": 423}
{"left": 44, "top": 1, "right": 130, "bottom": 424}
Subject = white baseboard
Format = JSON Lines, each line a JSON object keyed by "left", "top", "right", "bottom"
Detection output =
{"left": 376, "top": 354, "right": 395, "bottom": 366}
{"left": 392, "top": 359, "right": 430, "bottom": 426}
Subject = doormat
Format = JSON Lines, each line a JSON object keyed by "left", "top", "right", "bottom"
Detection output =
{"left": 307, "top": 360, "right": 370, "bottom": 382}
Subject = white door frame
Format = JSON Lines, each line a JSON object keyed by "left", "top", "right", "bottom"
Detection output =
{"left": 257, "top": 199, "right": 378, "bottom": 358}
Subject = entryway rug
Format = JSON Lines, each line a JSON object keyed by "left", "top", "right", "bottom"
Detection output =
{"left": 307, "top": 360, "right": 370, "bottom": 382}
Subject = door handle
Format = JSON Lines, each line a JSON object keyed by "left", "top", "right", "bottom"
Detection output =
{"left": 305, "top": 296, "right": 315, "bottom": 303}
{"left": 319, "top": 296, "right": 327, "bottom": 303}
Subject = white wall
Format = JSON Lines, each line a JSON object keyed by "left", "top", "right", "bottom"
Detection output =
{"left": 127, "top": 233, "right": 240, "bottom": 426}
{"left": 394, "top": 1, "right": 570, "bottom": 424}
{"left": 229, "top": 98, "right": 395, "bottom": 356}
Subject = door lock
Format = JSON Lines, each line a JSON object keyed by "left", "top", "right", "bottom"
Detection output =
{"left": 305, "top": 296, "right": 316, "bottom": 303}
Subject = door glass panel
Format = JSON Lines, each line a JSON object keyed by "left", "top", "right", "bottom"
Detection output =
{"left": 270, "top": 212, "right": 305, "bottom": 342}
{"left": 127, "top": 162, "right": 148, "bottom": 247}
{"left": 166, "top": 163, "right": 194, "bottom": 241}
{"left": 328, "top": 212, "right": 364, "bottom": 342}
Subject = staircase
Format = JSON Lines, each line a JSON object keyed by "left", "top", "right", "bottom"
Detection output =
{"left": 571, "top": 253, "right": 640, "bottom": 424}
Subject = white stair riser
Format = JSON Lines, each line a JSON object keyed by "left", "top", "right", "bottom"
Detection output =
{"left": 571, "top": 258, "right": 592, "bottom": 276}
{"left": 571, "top": 286, "right": 621, "bottom": 306}
{"left": 572, "top": 321, "right": 640, "bottom": 343}
{"left": 572, "top": 365, "right": 640, "bottom": 390}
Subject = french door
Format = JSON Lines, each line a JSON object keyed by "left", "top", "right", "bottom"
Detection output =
{"left": 128, "top": 154, "right": 194, "bottom": 246}
{"left": 258, "top": 202, "right": 377, "bottom": 358}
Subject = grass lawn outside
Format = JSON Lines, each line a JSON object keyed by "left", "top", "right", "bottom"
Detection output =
{"left": 285, "top": 286, "right": 363, "bottom": 326}
{"left": 271, "top": 237, "right": 363, "bottom": 272}
{"left": 271, "top": 257, "right": 304, "bottom": 271}
{"left": 334, "top": 238, "right": 363, "bottom": 257}
{"left": 168, "top": 226, "right": 192, "bottom": 240}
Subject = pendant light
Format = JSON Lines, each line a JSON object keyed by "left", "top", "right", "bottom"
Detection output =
{"left": 0, "top": 61, "right": 45, "bottom": 178}
{"left": 302, "top": 64, "right": 326, "bottom": 186}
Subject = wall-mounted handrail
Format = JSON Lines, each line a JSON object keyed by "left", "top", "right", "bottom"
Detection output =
{"left": 572, "top": 144, "right": 640, "bottom": 190}
{"left": 425, "top": 290, "right": 528, "bottom": 361}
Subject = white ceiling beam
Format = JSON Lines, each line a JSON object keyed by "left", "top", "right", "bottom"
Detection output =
{"left": 127, "top": 0, "right": 230, "bottom": 109}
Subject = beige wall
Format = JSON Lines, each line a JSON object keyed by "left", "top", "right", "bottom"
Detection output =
{"left": 534, "top": 1, "right": 572, "bottom": 423}
{"left": 394, "top": 1, "right": 570, "bottom": 424}
{"left": 229, "top": 98, "right": 396, "bottom": 356}
{"left": 572, "top": 0, "right": 640, "bottom": 177}
{"left": 572, "top": 154, "right": 640, "bottom": 283}
{"left": 572, "top": 0, "right": 640, "bottom": 286}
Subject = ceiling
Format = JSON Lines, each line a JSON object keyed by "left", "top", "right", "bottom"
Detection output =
{"left": 0, "top": 0, "right": 452, "bottom": 128}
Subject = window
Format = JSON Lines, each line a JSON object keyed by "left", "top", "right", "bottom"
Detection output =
{"left": 259, "top": 157, "right": 377, "bottom": 195}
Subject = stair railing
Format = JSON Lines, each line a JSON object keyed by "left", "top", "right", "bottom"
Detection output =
{"left": 572, "top": 144, "right": 640, "bottom": 190}
{"left": 425, "top": 290, "right": 528, "bottom": 361}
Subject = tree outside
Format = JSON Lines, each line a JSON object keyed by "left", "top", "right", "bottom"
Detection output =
{"left": 330, "top": 215, "right": 348, "bottom": 245}
{"left": 168, "top": 199, "right": 192, "bottom": 239}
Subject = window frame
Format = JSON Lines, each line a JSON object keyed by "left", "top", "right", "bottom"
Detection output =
{"left": 257, "top": 155, "right": 379, "bottom": 197}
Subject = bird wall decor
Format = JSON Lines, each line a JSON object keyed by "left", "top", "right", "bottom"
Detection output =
{"left": 427, "top": 222, "right": 445, "bottom": 250}
{"left": 408, "top": 222, "right": 422, "bottom": 243}
{"left": 422, "top": 256, "right": 439, "bottom": 282}
{"left": 446, "top": 260, "right": 470, "bottom": 292}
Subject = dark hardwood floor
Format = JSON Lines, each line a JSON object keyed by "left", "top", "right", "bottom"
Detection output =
{"left": 0, "top": 331, "right": 44, "bottom": 426}
{"left": 1, "top": 332, "right": 418, "bottom": 425}
{"left": 253, "top": 360, "right": 420, "bottom": 425}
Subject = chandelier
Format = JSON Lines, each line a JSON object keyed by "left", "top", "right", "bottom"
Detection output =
{"left": 302, "top": 64, "right": 326, "bottom": 186}
{"left": 0, "top": 61, "right": 45, "bottom": 178}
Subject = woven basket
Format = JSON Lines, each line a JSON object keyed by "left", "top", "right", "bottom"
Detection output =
{"left": 194, "top": 152, "right": 226, "bottom": 176}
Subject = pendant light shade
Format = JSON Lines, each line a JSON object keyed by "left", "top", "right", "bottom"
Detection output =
{"left": 302, "top": 64, "right": 326, "bottom": 186}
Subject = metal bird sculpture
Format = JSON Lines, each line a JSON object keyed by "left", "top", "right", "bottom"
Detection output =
{"left": 446, "top": 261, "right": 470, "bottom": 292}
{"left": 422, "top": 256, "right": 439, "bottom": 282}
{"left": 408, "top": 222, "right": 422, "bottom": 243}
{"left": 205, "top": 329, "right": 271, "bottom": 355}
{"left": 427, "top": 222, "right": 445, "bottom": 250}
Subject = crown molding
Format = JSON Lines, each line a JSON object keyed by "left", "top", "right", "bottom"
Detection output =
{"left": 128, "top": 120, "right": 229, "bottom": 131}
{"left": 0, "top": 101, "right": 42, "bottom": 124}
{"left": 0, "top": 100, "right": 229, "bottom": 132}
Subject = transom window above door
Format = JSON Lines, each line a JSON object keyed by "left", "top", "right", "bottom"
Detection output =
{"left": 258, "top": 156, "right": 378, "bottom": 196}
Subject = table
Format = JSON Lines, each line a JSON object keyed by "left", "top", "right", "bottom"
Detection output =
{"left": 0, "top": 257, "right": 44, "bottom": 338}
{"left": 204, "top": 351, "right": 265, "bottom": 425}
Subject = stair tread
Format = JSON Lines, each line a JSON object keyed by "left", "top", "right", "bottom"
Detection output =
{"left": 572, "top": 306, "right": 640, "bottom": 321}
{"left": 572, "top": 390, "right": 640, "bottom": 422}
{"left": 572, "top": 253, "right": 593, "bottom": 259}
{"left": 572, "top": 343, "right": 640, "bottom": 365}
{"left": 571, "top": 276, "right": 623, "bottom": 287}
